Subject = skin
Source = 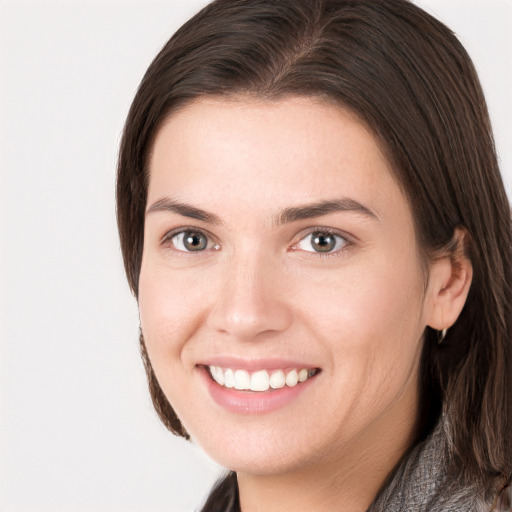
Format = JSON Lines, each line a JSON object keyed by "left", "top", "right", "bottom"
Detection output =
{"left": 138, "top": 96, "right": 472, "bottom": 512}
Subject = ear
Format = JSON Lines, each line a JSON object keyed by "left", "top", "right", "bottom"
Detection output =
{"left": 425, "top": 228, "right": 473, "bottom": 331}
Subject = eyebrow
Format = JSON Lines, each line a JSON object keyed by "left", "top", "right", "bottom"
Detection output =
{"left": 146, "top": 198, "right": 223, "bottom": 225}
{"left": 275, "top": 198, "right": 379, "bottom": 224}
{"left": 145, "top": 197, "right": 379, "bottom": 225}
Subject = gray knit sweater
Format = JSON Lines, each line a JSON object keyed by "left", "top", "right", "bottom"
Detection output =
{"left": 367, "top": 419, "right": 509, "bottom": 512}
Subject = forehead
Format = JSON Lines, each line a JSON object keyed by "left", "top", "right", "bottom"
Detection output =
{"left": 147, "top": 96, "right": 408, "bottom": 224}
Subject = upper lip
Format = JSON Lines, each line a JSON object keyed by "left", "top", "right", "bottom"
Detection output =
{"left": 197, "top": 356, "right": 319, "bottom": 371}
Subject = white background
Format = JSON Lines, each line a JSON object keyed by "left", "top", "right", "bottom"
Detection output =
{"left": 0, "top": 1, "right": 510, "bottom": 511}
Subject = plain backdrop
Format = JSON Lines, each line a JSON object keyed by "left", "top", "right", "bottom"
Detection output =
{"left": 0, "top": 1, "right": 510, "bottom": 511}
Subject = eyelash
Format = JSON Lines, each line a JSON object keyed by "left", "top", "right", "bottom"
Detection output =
{"left": 160, "top": 227, "right": 352, "bottom": 258}
{"left": 161, "top": 228, "right": 220, "bottom": 255}
{"left": 291, "top": 227, "right": 351, "bottom": 258}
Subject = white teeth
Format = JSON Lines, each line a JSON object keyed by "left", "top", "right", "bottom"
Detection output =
{"left": 211, "top": 366, "right": 225, "bottom": 385}
{"left": 224, "top": 368, "right": 235, "bottom": 388}
{"left": 209, "top": 366, "right": 316, "bottom": 391}
{"left": 250, "top": 370, "right": 270, "bottom": 392}
{"left": 270, "top": 369, "right": 285, "bottom": 389}
{"left": 234, "top": 369, "right": 250, "bottom": 390}
{"left": 285, "top": 369, "right": 298, "bottom": 387}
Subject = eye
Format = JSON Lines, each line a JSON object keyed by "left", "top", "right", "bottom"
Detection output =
{"left": 296, "top": 230, "right": 347, "bottom": 254}
{"left": 166, "top": 230, "right": 218, "bottom": 253}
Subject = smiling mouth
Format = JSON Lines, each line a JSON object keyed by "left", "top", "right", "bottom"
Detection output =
{"left": 207, "top": 366, "right": 319, "bottom": 392}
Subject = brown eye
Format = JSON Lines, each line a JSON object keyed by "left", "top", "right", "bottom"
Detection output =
{"left": 171, "top": 230, "right": 209, "bottom": 252}
{"left": 297, "top": 230, "right": 347, "bottom": 254}
{"left": 311, "top": 232, "right": 336, "bottom": 252}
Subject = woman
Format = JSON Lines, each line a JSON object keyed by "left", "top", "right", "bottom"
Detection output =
{"left": 116, "top": 0, "right": 512, "bottom": 510}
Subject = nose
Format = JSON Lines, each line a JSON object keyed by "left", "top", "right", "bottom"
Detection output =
{"left": 206, "top": 250, "right": 292, "bottom": 340}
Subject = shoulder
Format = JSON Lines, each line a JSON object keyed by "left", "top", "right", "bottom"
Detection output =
{"left": 368, "top": 420, "right": 506, "bottom": 512}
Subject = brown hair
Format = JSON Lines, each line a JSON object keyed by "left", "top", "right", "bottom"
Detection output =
{"left": 117, "top": 0, "right": 512, "bottom": 505}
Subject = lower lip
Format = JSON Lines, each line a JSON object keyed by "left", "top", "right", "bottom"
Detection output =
{"left": 201, "top": 368, "right": 317, "bottom": 414}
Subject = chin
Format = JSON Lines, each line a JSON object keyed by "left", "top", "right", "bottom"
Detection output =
{"left": 184, "top": 414, "right": 331, "bottom": 476}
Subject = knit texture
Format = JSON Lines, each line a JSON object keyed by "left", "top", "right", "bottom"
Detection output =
{"left": 367, "top": 419, "right": 497, "bottom": 512}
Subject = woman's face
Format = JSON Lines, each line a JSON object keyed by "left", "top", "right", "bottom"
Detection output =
{"left": 139, "top": 97, "right": 441, "bottom": 476}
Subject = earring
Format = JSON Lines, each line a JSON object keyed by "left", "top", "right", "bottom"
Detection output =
{"left": 437, "top": 328, "right": 448, "bottom": 344}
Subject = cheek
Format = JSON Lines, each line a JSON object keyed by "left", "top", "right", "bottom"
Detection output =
{"left": 138, "top": 262, "right": 206, "bottom": 363}
{"left": 293, "top": 254, "right": 425, "bottom": 386}
{"left": 299, "top": 259, "right": 423, "bottom": 334}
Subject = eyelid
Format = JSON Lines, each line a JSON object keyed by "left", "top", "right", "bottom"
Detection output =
{"left": 158, "top": 225, "right": 355, "bottom": 256}
{"left": 290, "top": 226, "right": 354, "bottom": 256}
{"left": 160, "top": 226, "right": 220, "bottom": 253}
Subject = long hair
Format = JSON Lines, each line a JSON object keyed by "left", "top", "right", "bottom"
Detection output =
{"left": 117, "top": 0, "right": 512, "bottom": 506}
